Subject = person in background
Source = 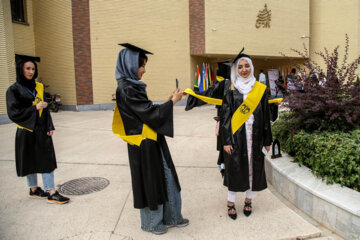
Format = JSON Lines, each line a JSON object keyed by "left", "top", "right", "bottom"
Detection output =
{"left": 319, "top": 72, "right": 327, "bottom": 87}
{"left": 286, "top": 68, "right": 297, "bottom": 91}
{"left": 6, "top": 54, "right": 70, "bottom": 204}
{"left": 258, "top": 69, "right": 267, "bottom": 86}
{"left": 295, "top": 73, "right": 304, "bottom": 92}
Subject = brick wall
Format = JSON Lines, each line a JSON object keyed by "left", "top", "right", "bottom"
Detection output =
{"left": 189, "top": 0, "right": 205, "bottom": 55}
{"left": 89, "top": 0, "right": 191, "bottom": 102}
{"left": 72, "top": 0, "right": 93, "bottom": 105}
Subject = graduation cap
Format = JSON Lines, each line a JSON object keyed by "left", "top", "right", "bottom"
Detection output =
{"left": 216, "top": 60, "right": 231, "bottom": 79}
{"left": 15, "top": 54, "right": 40, "bottom": 64}
{"left": 232, "top": 48, "right": 250, "bottom": 64}
{"left": 216, "top": 60, "right": 231, "bottom": 73}
{"left": 118, "top": 43, "right": 153, "bottom": 55}
{"left": 217, "top": 60, "right": 231, "bottom": 67}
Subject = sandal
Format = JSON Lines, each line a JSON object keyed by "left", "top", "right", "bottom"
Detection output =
{"left": 243, "top": 201, "right": 252, "bottom": 217}
{"left": 227, "top": 204, "right": 237, "bottom": 220}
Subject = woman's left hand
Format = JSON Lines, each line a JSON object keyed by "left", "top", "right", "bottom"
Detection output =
{"left": 265, "top": 146, "right": 270, "bottom": 152}
{"left": 47, "top": 131, "right": 54, "bottom": 136}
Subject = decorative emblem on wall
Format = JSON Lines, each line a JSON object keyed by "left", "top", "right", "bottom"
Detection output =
{"left": 255, "top": 4, "right": 271, "bottom": 28}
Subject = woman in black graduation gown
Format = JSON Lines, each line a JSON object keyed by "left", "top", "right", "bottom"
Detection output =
{"left": 185, "top": 61, "right": 231, "bottom": 176}
{"left": 221, "top": 50, "right": 272, "bottom": 219}
{"left": 113, "top": 44, "right": 188, "bottom": 235}
{"left": 6, "top": 55, "right": 69, "bottom": 204}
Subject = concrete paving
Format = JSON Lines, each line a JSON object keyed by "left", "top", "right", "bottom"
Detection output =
{"left": 0, "top": 105, "right": 324, "bottom": 240}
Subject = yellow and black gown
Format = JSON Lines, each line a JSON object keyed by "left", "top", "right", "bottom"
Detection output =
{"left": 6, "top": 82, "right": 56, "bottom": 177}
{"left": 221, "top": 89, "right": 272, "bottom": 192}
{"left": 115, "top": 80, "right": 181, "bottom": 211}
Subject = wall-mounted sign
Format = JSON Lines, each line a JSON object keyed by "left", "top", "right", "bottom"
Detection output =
{"left": 256, "top": 4, "right": 271, "bottom": 28}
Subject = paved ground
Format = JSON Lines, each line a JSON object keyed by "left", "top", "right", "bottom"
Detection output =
{"left": 0, "top": 105, "right": 337, "bottom": 240}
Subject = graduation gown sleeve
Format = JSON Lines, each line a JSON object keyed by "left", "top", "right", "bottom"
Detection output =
{"left": 262, "top": 94, "right": 273, "bottom": 146}
{"left": 6, "top": 84, "right": 37, "bottom": 131}
{"left": 220, "top": 90, "right": 234, "bottom": 146}
{"left": 185, "top": 80, "right": 226, "bottom": 111}
{"left": 120, "top": 85, "right": 173, "bottom": 137}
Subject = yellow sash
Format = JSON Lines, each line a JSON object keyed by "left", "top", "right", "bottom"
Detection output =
{"left": 216, "top": 76, "right": 225, "bottom": 82}
{"left": 16, "top": 82, "right": 44, "bottom": 132}
{"left": 112, "top": 104, "right": 157, "bottom": 146}
{"left": 268, "top": 98, "right": 283, "bottom": 104}
{"left": 185, "top": 81, "right": 282, "bottom": 107}
{"left": 184, "top": 88, "right": 223, "bottom": 106}
{"left": 231, "top": 81, "right": 266, "bottom": 134}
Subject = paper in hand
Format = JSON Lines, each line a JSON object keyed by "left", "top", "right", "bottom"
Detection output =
{"left": 262, "top": 147, "right": 268, "bottom": 156}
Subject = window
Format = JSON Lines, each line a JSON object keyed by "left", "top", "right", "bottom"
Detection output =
{"left": 10, "top": 0, "right": 27, "bottom": 24}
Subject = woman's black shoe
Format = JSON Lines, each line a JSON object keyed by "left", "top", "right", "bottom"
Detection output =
{"left": 29, "top": 187, "right": 49, "bottom": 199}
{"left": 47, "top": 191, "right": 70, "bottom": 204}
{"left": 243, "top": 201, "right": 252, "bottom": 217}
{"left": 227, "top": 204, "right": 237, "bottom": 220}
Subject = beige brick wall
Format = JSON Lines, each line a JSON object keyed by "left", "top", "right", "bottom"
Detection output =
{"left": 2, "top": 0, "right": 358, "bottom": 114}
{"left": 0, "top": 0, "right": 16, "bottom": 114}
{"left": 89, "top": 0, "right": 191, "bottom": 103}
{"left": 310, "top": 0, "right": 360, "bottom": 74}
{"left": 12, "top": 0, "right": 35, "bottom": 56}
{"left": 33, "top": 0, "right": 76, "bottom": 105}
{"left": 205, "top": 0, "right": 310, "bottom": 58}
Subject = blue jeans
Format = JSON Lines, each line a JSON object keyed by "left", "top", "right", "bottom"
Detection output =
{"left": 26, "top": 171, "right": 55, "bottom": 191}
{"left": 140, "top": 150, "right": 184, "bottom": 231}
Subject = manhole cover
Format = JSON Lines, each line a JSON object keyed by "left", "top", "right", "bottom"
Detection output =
{"left": 58, "top": 177, "right": 110, "bottom": 195}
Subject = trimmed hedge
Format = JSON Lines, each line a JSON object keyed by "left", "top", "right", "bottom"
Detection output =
{"left": 272, "top": 115, "right": 360, "bottom": 191}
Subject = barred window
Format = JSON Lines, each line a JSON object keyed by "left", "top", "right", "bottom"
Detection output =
{"left": 10, "top": 0, "right": 27, "bottom": 24}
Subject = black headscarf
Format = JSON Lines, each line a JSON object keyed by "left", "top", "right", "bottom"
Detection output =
{"left": 16, "top": 59, "right": 38, "bottom": 92}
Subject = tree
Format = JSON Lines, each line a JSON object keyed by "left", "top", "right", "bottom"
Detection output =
{"left": 282, "top": 35, "right": 360, "bottom": 132}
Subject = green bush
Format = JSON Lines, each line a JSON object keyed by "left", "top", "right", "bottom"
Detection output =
{"left": 271, "top": 112, "right": 297, "bottom": 156}
{"left": 272, "top": 115, "right": 360, "bottom": 191}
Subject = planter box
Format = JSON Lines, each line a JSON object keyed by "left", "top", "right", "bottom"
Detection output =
{"left": 265, "top": 153, "right": 360, "bottom": 240}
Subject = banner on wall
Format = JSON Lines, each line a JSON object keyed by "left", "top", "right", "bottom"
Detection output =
{"left": 267, "top": 69, "right": 281, "bottom": 97}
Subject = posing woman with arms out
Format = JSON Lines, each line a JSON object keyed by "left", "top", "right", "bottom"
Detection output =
{"left": 113, "top": 44, "right": 189, "bottom": 235}
{"left": 221, "top": 49, "right": 272, "bottom": 219}
{"left": 6, "top": 55, "right": 69, "bottom": 204}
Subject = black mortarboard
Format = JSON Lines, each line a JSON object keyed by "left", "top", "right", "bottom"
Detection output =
{"left": 15, "top": 54, "right": 40, "bottom": 64}
{"left": 118, "top": 43, "right": 153, "bottom": 55}
{"left": 217, "top": 61, "right": 231, "bottom": 67}
{"left": 232, "top": 48, "right": 250, "bottom": 64}
{"left": 216, "top": 60, "right": 231, "bottom": 79}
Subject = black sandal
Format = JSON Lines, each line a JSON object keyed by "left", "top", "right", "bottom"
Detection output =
{"left": 227, "top": 204, "right": 237, "bottom": 220}
{"left": 243, "top": 201, "right": 252, "bottom": 217}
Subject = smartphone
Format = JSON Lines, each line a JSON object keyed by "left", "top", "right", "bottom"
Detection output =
{"left": 176, "top": 78, "right": 179, "bottom": 89}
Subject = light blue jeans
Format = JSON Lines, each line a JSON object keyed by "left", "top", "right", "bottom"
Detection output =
{"left": 140, "top": 150, "right": 184, "bottom": 231}
{"left": 26, "top": 171, "right": 55, "bottom": 191}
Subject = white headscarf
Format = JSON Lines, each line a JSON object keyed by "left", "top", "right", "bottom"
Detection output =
{"left": 231, "top": 57, "right": 256, "bottom": 94}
